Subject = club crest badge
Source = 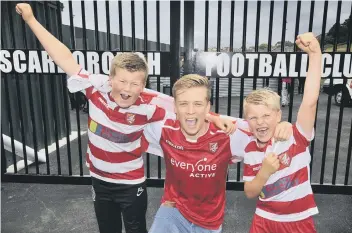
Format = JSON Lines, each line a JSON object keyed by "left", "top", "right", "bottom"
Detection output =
{"left": 126, "top": 113, "right": 135, "bottom": 124}
{"left": 209, "top": 142, "right": 218, "bottom": 153}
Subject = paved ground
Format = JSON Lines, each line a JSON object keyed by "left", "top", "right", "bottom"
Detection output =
{"left": 2, "top": 182, "right": 352, "bottom": 233}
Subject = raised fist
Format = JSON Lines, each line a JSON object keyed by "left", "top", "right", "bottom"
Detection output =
{"left": 16, "top": 3, "right": 35, "bottom": 23}
{"left": 295, "top": 32, "right": 321, "bottom": 55}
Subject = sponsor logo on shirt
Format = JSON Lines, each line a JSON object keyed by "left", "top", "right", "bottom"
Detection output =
{"left": 170, "top": 157, "right": 217, "bottom": 178}
{"left": 98, "top": 97, "right": 110, "bottom": 109}
{"left": 261, "top": 176, "right": 300, "bottom": 199}
{"left": 166, "top": 140, "right": 184, "bottom": 150}
{"left": 89, "top": 119, "right": 141, "bottom": 143}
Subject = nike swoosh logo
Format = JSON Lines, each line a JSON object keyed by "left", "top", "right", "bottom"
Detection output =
{"left": 137, "top": 187, "right": 144, "bottom": 196}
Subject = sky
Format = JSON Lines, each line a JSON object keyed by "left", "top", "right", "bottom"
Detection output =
{"left": 60, "top": 0, "right": 352, "bottom": 49}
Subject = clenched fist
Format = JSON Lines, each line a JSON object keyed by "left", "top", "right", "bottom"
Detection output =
{"left": 261, "top": 152, "right": 280, "bottom": 177}
{"left": 295, "top": 32, "right": 321, "bottom": 55}
{"left": 16, "top": 3, "right": 35, "bottom": 23}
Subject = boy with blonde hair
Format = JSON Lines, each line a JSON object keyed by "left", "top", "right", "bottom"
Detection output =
{"left": 243, "top": 33, "right": 322, "bottom": 233}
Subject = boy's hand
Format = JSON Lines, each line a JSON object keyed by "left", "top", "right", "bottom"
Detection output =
{"left": 260, "top": 153, "right": 280, "bottom": 177}
{"left": 206, "top": 113, "right": 237, "bottom": 135}
{"left": 16, "top": 3, "right": 35, "bottom": 23}
{"left": 295, "top": 32, "right": 321, "bottom": 55}
{"left": 274, "top": 121, "right": 292, "bottom": 141}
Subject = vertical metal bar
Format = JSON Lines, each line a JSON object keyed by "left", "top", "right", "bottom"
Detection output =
{"left": 170, "top": 1, "right": 181, "bottom": 88}
{"left": 227, "top": 0, "right": 235, "bottom": 118}
{"left": 1, "top": 135, "right": 6, "bottom": 174}
{"left": 157, "top": 0, "right": 163, "bottom": 179}
{"left": 143, "top": 0, "right": 150, "bottom": 178}
{"left": 8, "top": 1, "right": 28, "bottom": 173}
{"left": 308, "top": 0, "right": 317, "bottom": 177}
{"left": 78, "top": 0, "right": 88, "bottom": 176}
{"left": 21, "top": 17, "right": 39, "bottom": 175}
{"left": 56, "top": 1, "right": 73, "bottom": 176}
{"left": 106, "top": 1, "right": 111, "bottom": 50}
{"left": 345, "top": 119, "right": 352, "bottom": 185}
{"left": 3, "top": 74, "right": 17, "bottom": 174}
{"left": 143, "top": 0, "right": 148, "bottom": 51}
{"left": 308, "top": 1, "right": 315, "bottom": 32}
{"left": 184, "top": 1, "right": 194, "bottom": 75}
{"left": 118, "top": 0, "right": 124, "bottom": 50}
{"left": 253, "top": 0, "right": 261, "bottom": 90}
{"left": 131, "top": 0, "right": 136, "bottom": 51}
{"left": 32, "top": 1, "right": 48, "bottom": 174}
{"left": 215, "top": 0, "right": 222, "bottom": 113}
{"left": 93, "top": 1, "right": 99, "bottom": 51}
{"left": 69, "top": 0, "right": 83, "bottom": 176}
{"left": 81, "top": 1, "right": 88, "bottom": 51}
{"left": 342, "top": 2, "right": 352, "bottom": 186}
{"left": 265, "top": 1, "right": 275, "bottom": 87}
{"left": 288, "top": 1, "right": 301, "bottom": 123}
{"left": 156, "top": 1, "right": 161, "bottom": 51}
{"left": 239, "top": 1, "right": 247, "bottom": 118}
{"left": 332, "top": 1, "right": 343, "bottom": 185}
{"left": 229, "top": 1, "right": 235, "bottom": 52}
{"left": 319, "top": 0, "right": 330, "bottom": 184}
{"left": 278, "top": 1, "right": 288, "bottom": 96}
{"left": 226, "top": 1, "right": 235, "bottom": 181}
{"left": 204, "top": 1, "right": 209, "bottom": 51}
{"left": 44, "top": 1, "right": 61, "bottom": 175}
{"left": 237, "top": 1, "right": 248, "bottom": 181}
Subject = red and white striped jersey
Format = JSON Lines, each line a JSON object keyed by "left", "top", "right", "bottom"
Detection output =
{"left": 67, "top": 69, "right": 175, "bottom": 185}
{"left": 243, "top": 124, "right": 318, "bottom": 222}
{"left": 144, "top": 116, "right": 251, "bottom": 230}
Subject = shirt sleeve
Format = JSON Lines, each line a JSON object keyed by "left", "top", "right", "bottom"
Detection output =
{"left": 66, "top": 68, "right": 111, "bottom": 98}
{"left": 229, "top": 118, "right": 252, "bottom": 163}
{"left": 293, "top": 123, "right": 315, "bottom": 146}
{"left": 144, "top": 111, "right": 175, "bottom": 157}
{"left": 144, "top": 88, "right": 175, "bottom": 113}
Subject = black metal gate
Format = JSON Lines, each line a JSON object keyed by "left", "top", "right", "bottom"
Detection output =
{"left": 1, "top": 0, "right": 351, "bottom": 195}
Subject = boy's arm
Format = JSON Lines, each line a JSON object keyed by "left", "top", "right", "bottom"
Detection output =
{"left": 16, "top": 3, "right": 80, "bottom": 76}
{"left": 244, "top": 153, "right": 280, "bottom": 199}
{"left": 144, "top": 88, "right": 175, "bottom": 113}
{"left": 144, "top": 111, "right": 174, "bottom": 157}
{"left": 295, "top": 33, "right": 322, "bottom": 138}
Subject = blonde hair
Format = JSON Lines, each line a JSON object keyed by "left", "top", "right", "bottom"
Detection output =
{"left": 172, "top": 74, "right": 212, "bottom": 101}
{"left": 243, "top": 88, "right": 281, "bottom": 116}
{"left": 110, "top": 53, "right": 148, "bottom": 83}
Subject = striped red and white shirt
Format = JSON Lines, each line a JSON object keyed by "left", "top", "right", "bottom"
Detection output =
{"left": 67, "top": 69, "right": 175, "bottom": 185}
{"left": 243, "top": 123, "right": 318, "bottom": 222}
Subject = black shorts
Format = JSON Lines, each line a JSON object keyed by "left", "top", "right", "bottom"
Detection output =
{"left": 91, "top": 177, "right": 148, "bottom": 233}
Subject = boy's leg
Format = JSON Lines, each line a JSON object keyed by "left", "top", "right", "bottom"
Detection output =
{"left": 92, "top": 178, "right": 123, "bottom": 233}
{"left": 149, "top": 206, "right": 191, "bottom": 233}
{"left": 120, "top": 182, "right": 148, "bottom": 233}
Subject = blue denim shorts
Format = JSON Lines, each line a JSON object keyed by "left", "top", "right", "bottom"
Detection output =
{"left": 149, "top": 205, "right": 222, "bottom": 233}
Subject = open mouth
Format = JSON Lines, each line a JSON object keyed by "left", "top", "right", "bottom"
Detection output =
{"left": 186, "top": 118, "right": 197, "bottom": 127}
{"left": 256, "top": 127, "right": 269, "bottom": 137}
{"left": 120, "top": 94, "right": 131, "bottom": 100}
